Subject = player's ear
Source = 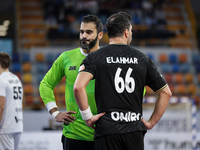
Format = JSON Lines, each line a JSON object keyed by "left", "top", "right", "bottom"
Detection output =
{"left": 124, "top": 29, "right": 129, "bottom": 38}
{"left": 98, "top": 31, "right": 103, "bottom": 40}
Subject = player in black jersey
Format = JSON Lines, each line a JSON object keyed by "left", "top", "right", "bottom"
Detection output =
{"left": 74, "top": 12, "right": 172, "bottom": 150}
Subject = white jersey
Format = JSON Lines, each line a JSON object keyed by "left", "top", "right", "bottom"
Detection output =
{"left": 0, "top": 71, "right": 23, "bottom": 133}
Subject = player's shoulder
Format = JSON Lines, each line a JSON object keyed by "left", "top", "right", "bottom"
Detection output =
{"left": 65, "top": 47, "right": 80, "bottom": 54}
{"left": 11, "top": 72, "right": 21, "bottom": 81}
{"left": 5, "top": 72, "right": 21, "bottom": 82}
{"left": 129, "top": 46, "right": 143, "bottom": 54}
{"left": 130, "top": 46, "right": 149, "bottom": 59}
{"left": 63, "top": 47, "right": 81, "bottom": 58}
{"left": 0, "top": 72, "right": 13, "bottom": 79}
{"left": 0, "top": 76, "right": 6, "bottom": 89}
{"left": 0, "top": 75, "right": 4, "bottom": 82}
{"left": 57, "top": 47, "right": 79, "bottom": 56}
{"left": 0, "top": 73, "right": 9, "bottom": 86}
{"left": 55, "top": 48, "right": 80, "bottom": 61}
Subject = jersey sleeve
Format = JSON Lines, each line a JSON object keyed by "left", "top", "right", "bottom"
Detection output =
{"left": 80, "top": 53, "right": 96, "bottom": 78}
{"left": 39, "top": 53, "right": 65, "bottom": 105}
{"left": 0, "top": 78, "right": 6, "bottom": 97}
{"left": 145, "top": 57, "right": 167, "bottom": 93}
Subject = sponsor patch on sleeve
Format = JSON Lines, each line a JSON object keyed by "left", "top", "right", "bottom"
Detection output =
{"left": 79, "top": 64, "right": 85, "bottom": 72}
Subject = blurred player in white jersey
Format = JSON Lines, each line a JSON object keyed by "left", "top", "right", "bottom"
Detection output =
{"left": 0, "top": 52, "right": 23, "bottom": 150}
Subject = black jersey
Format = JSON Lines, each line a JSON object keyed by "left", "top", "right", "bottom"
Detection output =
{"left": 80, "top": 44, "right": 167, "bottom": 139}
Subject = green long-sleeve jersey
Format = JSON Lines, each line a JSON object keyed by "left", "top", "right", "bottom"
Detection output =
{"left": 39, "top": 48, "right": 97, "bottom": 141}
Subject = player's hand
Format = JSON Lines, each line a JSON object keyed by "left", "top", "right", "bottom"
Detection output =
{"left": 141, "top": 119, "right": 154, "bottom": 130}
{"left": 55, "top": 111, "right": 76, "bottom": 124}
{"left": 85, "top": 112, "right": 105, "bottom": 129}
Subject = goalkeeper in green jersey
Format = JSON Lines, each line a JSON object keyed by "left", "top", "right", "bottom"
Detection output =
{"left": 39, "top": 15, "right": 103, "bottom": 150}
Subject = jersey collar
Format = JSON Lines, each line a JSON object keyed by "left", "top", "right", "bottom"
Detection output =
{"left": 80, "top": 48, "right": 88, "bottom": 56}
{"left": 0, "top": 71, "right": 10, "bottom": 76}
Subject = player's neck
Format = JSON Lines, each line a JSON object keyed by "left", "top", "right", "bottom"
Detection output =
{"left": 0, "top": 68, "right": 9, "bottom": 75}
{"left": 109, "top": 37, "right": 127, "bottom": 45}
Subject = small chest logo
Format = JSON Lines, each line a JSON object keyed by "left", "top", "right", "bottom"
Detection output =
{"left": 69, "top": 66, "right": 76, "bottom": 70}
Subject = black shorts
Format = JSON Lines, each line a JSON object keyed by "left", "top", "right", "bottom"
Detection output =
{"left": 94, "top": 131, "right": 145, "bottom": 150}
{"left": 61, "top": 135, "right": 94, "bottom": 150}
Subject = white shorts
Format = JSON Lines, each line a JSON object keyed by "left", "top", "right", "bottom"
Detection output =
{"left": 0, "top": 132, "right": 22, "bottom": 150}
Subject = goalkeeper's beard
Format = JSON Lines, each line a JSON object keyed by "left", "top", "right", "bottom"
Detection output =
{"left": 80, "top": 35, "right": 98, "bottom": 50}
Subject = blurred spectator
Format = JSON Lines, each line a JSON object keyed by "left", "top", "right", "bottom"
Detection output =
{"left": 64, "top": 0, "right": 75, "bottom": 13}
{"left": 155, "top": 5, "right": 167, "bottom": 25}
{"left": 145, "top": 13, "right": 157, "bottom": 27}
{"left": 45, "top": 14, "right": 57, "bottom": 26}
{"left": 88, "top": 0, "right": 99, "bottom": 14}
{"left": 43, "top": 0, "right": 57, "bottom": 26}
{"left": 142, "top": 0, "right": 153, "bottom": 15}
{"left": 44, "top": 0, "right": 176, "bottom": 43}
{"left": 127, "top": 0, "right": 142, "bottom": 9}
{"left": 76, "top": 0, "right": 92, "bottom": 15}
{"left": 133, "top": 13, "right": 141, "bottom": 25}
{"left": 56, "top": 5, "right": 67, "bottom": 25}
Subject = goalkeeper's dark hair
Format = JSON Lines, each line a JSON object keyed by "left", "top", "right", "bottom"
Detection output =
{"left": 0, "top": 52, "right": 11, "bottom": 69}
{"left": 106, "top": 12, "right": 132, "bottom": 38}
{"left": 81, "top": 14, "right": 103, "bottom": 33}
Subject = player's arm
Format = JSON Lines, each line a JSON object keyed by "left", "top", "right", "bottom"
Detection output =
{"left": 0, "top": 96, "right": 5, "bottom": 123}
{"left": 74, "top": 72, "right": 105, "bottom": 129}
{"left": 142, "top": 57, "right": 172, "bottom": 129}
{"left": 141, "top": 86, "right": 172, "bottom": 129}
{"left": 39, "top": 54, "right": 76, "bottom": 124}
{"left": 74, "top": 72, "right": 92, "bottom": 110}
